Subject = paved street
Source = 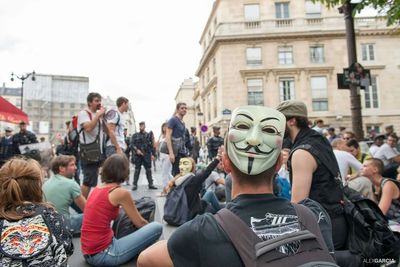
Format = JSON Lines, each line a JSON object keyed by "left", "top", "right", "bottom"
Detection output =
{"left": 69, "top": 160, "right": 176, "bottom": 267}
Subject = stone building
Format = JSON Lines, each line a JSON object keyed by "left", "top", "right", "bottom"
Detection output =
{"left": 193, "top": 0, "right": 400, "bottom": 137}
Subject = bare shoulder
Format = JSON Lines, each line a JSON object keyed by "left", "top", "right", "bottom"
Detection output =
{"left": 109, "top": 186, "right": 131, "bottom": 204}
{"left": 292, "top": 149, "right": 314, "bottom": 161}
{"left": 291, "top": 149, "right": 317, "bottom": 169}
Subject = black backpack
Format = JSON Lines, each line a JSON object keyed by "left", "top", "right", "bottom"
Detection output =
{"left": 214, "top": 204, "right": 338, "bottom": 267}
{"left": 343, "top": 186, "right": 400, "bottom": 262}
{"left": 112, "top": 197, "right": 155, "bottom": 239}
{"left": 163, "top": 175, "right": 193, "bottom": 226}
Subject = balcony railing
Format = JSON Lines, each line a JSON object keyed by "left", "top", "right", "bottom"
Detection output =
{"left": 215, "top": 16, "right": 390, "bottom": 37}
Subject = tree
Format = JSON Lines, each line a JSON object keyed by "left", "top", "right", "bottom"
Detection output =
{"left": 316, "top": 0, "right": 400, "bottom": 26}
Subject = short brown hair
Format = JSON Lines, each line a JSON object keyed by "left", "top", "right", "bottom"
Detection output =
{"left": 51, "top": 155, "right": 75, "bottom": 174}
{"left": 116, "top": 97, "right": 129, "bottom": 107}
{"left": 176, "top": 102, "right": 187, "bottom": 110}
{"left": 101, "top": 154, "right": 129, "bottom": 184}
{"left": 367, "top": 158, "right": 384, "bottom": 175}
{"left": 87, "top": 92, "right": 102, "bottom": 104}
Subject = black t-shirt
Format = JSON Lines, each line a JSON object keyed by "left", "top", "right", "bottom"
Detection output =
{"left": 167, "top": 194, "right": 298, "bottom": 267}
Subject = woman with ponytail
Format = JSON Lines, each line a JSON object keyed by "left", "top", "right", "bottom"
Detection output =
{"left": 0, "top": 157, "right": 73, "bottom": 266}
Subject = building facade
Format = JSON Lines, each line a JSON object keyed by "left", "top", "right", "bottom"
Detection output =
{"left": 22, "top": 74, "right": 89, "bottom": 141}
{"left": 175, "top": 78, "right": 196, "bottom": 129}
{"left": 193, "top": 0, "right": 400, "bottom": 137}
{"left": 0, "top": 84, "right": 22, "bottom": 109}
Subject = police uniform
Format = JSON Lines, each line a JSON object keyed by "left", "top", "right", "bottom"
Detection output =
{"left": 131, "top": 130, "right": 155, "bottom": 189}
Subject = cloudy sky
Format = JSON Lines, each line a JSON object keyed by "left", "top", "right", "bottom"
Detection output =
{"left": 0, "top": 0, "right": 214, "bottom": 136}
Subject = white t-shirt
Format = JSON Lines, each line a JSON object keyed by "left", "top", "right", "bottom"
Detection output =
{"left": 369, "top": 144, "right": 380, "bottom": 157}
{"left": 78, "top": 109, "right": 103, "bottom": 150}
{"left": 375, "top": 143, "right": 400, "bottom": 166}
{"left": 333, "top": 149, "right": 363, "bottom": 184}
{"left": 105, "top": 110, "right": 126, "bottom": 150}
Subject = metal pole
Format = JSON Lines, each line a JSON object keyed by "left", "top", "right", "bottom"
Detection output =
{"left": 342, "top": 1, "right": 364, "bottom": 140}
{"left": 21, "top": 80, "right": 24, "bottom": 111}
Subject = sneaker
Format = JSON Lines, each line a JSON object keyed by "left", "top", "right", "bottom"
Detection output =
{"left": 131, "top": 185, "right": 138, "bottom": 191}
{"left": 148, "top": 185, "right": 158, "bottom": 190}
{"left": 125, "top": 181, "right": 130, "bottom": 186}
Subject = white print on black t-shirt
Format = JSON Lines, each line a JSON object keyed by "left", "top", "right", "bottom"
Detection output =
{"left": 250, "top": 213, "right": 300, "bottom": 255}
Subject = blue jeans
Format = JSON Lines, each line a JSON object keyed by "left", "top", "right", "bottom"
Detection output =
{"left": 85, "top": 222, "right": 163, "bottom": 267}
{"left": 202, "top": 191, "right": 222, "bottom": 213}
{"left": 70, "top": 214, "right": 83, "bottom": 233}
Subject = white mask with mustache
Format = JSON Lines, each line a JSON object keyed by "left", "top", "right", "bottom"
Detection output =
{"left": 227, "top": 106, "right": 286, "bottom": 175}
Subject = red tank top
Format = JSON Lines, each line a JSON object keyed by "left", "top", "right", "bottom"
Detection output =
{"left": 81, "top": 186, "right": 120, "bottom": 255}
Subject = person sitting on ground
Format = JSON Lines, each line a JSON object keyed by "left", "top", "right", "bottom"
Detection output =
{"left": 203, "top": 159, "right": 226, "bottom": 201}
{"left": 81, "top": 154, "right": 162, "bottom": 267}
{"left": 164, "top": 156, "right": 223, "bottom": 215}
{"left": 137, "top": 105, "right": 334, "bottom": 267}
{"left": 369, "top": 134, "right": 385, "bottom": 157}
{"left": 43, "top": 155, "right": 86, "bottom": 235}
{"left": 0, "top": 157, "right": 73, "bottom": 266}
{"left": 361, "top": 158, "right": 400, "bottom": 223}
{"left": 331, "top": 139, "right": 363, "bottom": 184}
{"left": 374, "top": 133, "right": 400, "bottom": 179}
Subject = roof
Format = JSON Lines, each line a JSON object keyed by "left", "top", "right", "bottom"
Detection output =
{"left": 0, "top": 96, "right": 29, "bottom": 124}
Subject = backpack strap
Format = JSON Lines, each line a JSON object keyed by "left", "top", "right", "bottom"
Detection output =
{"left": 214, "top": 208, "right": 260, "bottom": 267}
{"left": 81, "top": 110, "right": 100, "bottom": 144}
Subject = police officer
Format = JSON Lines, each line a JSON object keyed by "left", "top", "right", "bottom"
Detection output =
{"left": 131, "top": 121, "right": 157, "bottom": 190}
{"left": 0, "top": 126, "right": 15, "bottom": 167}
{"left": 207, "top": 126, "right": 224, "bottom": 160}
{"left": 12, "top": 121, "right": 38, "bottom": 155}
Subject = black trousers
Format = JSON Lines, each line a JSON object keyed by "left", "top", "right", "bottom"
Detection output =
{"left": 171, "top": 153, "right": 185, "bottom": 177}
{"left": 133, "top": 155, "right": 153, "bottom": 186}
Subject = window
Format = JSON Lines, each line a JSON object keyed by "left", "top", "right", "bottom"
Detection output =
{"left": 275, "top": 2, "right": 289, "bottom": 19}
{"left": 361, "top": 44, "right": 375, "bottom": 61}
{"left": 246, "top": 47, "right": 262, "bottom": 65}
{"left": 244, "top": 4, "right": 260, "bottom": 20}
{"left": 247, "top": 79, "right": 264, "bottom": 105}
{"left": 212, "top": 58, "right": 216, "bottom": 75}
{"left": 60, "top": 103, "right": 64, "bottom": 108}
{"left": 310, "top": 77, "right": 328, "bottom": 111}
{"left": 207, "top": 93, "right": 212, "bottom": 121}
{"left": 365, "top": 76, "right": 379, "bottom": 108}
{"left": 27, "top": 101, "right": 32, "bottom": 107}
{"left": 70, "top": 103, "right": 75, "bottom": 108}
{"left": 278, "top": 46, "right": 293, "bottom": 64}
{"left": 213, "top": 89, "right": 217, "bottom": 118}
{"left": 305, "top": 0, "right": 321, "bottom": 17}
{"left": 310, "top": 45, "right": 324, "bottom": 63}
{"left": 367, "top": 125, "right": 380, "bottom": 134}
{"left": 279, "top": 78, "right": 295, "bottom": 101}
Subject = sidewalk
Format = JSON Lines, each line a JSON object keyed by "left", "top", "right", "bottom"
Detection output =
{"left": 69, "top": 163, "right": 177, "bottom": 267}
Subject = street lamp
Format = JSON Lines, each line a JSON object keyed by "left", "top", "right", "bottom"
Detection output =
{"left": 10, "top": 70, "right": 36, "bottom": 111}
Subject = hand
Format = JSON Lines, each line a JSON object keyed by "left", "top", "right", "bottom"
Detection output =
{"left": 97, "top": 106, "right": 106, "bottom": 117}
{"left": 136, "top": 149, "right": 144, "bottom": 156}
{"left": 169, "top": 153, "right": 175, "bottom": 163}
{"left": 151, "top": 155, "right": 155, "bottom": 161}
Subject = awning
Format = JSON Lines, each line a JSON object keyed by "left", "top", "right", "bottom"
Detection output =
{"left": 0, "top": 96, "right": 29, "bottom": 124}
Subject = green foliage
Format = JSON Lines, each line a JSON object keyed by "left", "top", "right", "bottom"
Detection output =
{"left": 315, "top": 0, "right": 400, "bottom": 25}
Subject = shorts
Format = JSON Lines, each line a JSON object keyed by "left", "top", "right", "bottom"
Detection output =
{"left": 81, "top": 162, "right": 100, "bottom": 187}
